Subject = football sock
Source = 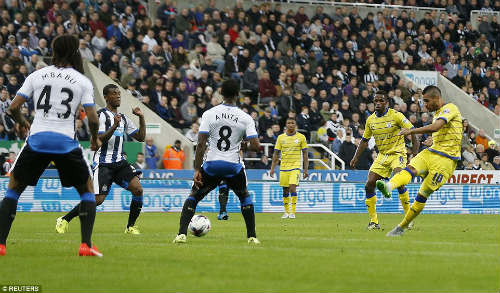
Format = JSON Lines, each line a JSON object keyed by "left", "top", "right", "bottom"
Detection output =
{"left": 218, "top": 185, "right": 228, "bottom": 213}
{"left": 398, "top": 187, "right": 410, "bottom": 215}
{"left": 282, "top": 192, "right": 289, "bottom": 213}
{"left": 240, "top": 196, "right": 256, "bottom": 238}
{"left": 63, "top": 203, "right": 80, "bottom": 222}
{"left": 127, "top": 195, "right": 143, "bottom": 228}
{"left": 0, "top": 189, "right": 20, "bottom": 245}
{"left": 79, "top": 192, "right": 96, "bottom": 247}
{"left": 290, "top": 192, "right": 297, "bottom": 214}
{"left": 365, "top": 192, "right": 378, "bottom": 224}
{"left": 399, "top": 195, "right": 426, "bottom": 229}
{"left": 179, "top": 196, "right": 197, "bottom": 235}
{"left": 388, "top": 168, "right": 414, "bottom": 191}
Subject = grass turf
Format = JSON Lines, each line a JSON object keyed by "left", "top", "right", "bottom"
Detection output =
{"left": 1, "top": 212, "right": 498, "bottom": 293}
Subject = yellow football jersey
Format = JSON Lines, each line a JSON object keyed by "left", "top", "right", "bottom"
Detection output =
{"left": 275, "top": 132, "right": 308, "bottom": 170}
{"left": 362, "top": 108, "right": 414, "bottom": 155}
{"left": 428, "top": 103, "right": 462, "bottom": 160}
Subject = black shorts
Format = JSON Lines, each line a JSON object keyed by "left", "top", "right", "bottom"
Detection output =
{"left": 191, "top": 168, "right": 248, "bottom": 202}
{"left": 11, "top": 143, "right": 91, "bottom": 187}
{"left": 93, "top": 160, "right": 142, "bottom": 195}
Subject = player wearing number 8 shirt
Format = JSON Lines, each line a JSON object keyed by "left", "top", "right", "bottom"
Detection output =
{"left": 173, "top": 79, "right": 261, "bottom": 244}
{"left": 0, "top": 35, "right": 102, "bottom": 256}
{"left": 377, "top": 86, "right": 463, "bottom": 237}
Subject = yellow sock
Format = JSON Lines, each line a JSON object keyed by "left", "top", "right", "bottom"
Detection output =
{"left": 290, "top": 193, "right": 297, "bottom": 214}
{"left": 398, "top": 188, "right": 410, "bottom": 215}
{"left": 365, "top": 194, "right": 378, "bottom": 224}
{"left": 389, "top": 169, "right": 413, "bottom": 190}
{"left": 400, "top": 200, "right": 425, "bottom": 228}
{"left": 283, "top": 196, "right": 289, "bottom": 213}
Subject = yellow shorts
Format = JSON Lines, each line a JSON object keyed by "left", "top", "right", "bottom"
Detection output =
{"left": 409, "top": 149, "right": 458, "bottom": 197}
{"left": 280, "top": 169, "right": 301, "bottom": 187}
{"left": 369, "top": 153, "right": 407, "bottom": 179}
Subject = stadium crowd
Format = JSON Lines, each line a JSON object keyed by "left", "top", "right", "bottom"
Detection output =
{"left": 0, "top": 0, "right": 499, "bottom": 170}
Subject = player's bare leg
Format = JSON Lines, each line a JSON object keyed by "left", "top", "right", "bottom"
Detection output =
{"left": 57, "top": 194, "right": 106, "bottom": 233}
{"left": 392, "top": 167, "right": 413, "bottom": 229}
{"left": 288, "top": 184, "right": 298, "bottom": 219}
{"left": 0, "top": 176, "right": 27, "bottom": 255}
{"left": 74, "top": 178, "right": 101, "bottom": 256}
{"left": 125, "top": 177, "right": 143, "bottom": 234}
{"left": 281, "top": 187, "right": 290, "bottom": 218}
{"left": 365, "top": 171, "right": 383, "bottom": 230}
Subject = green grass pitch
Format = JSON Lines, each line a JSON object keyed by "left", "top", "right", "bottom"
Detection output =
{"left": 1, "top": 212, "right": 499, "bottom": 293}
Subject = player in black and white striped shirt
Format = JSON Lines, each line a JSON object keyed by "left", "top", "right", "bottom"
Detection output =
{"left": 57, "top": 84, "right": 146, "bottom": 235}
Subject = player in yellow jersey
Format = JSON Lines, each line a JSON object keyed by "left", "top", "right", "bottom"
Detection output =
{"left": 377, "top": 85, "right": 462, "bottom": 236}
{"left": 350, "top": 91, "right": 419, "bottom": 230}
{"left": 270, "top": 118, "right": 308, "bottom": 219}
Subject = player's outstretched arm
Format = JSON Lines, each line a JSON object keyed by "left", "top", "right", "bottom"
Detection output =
{"left": 7, "top": 95, "right": 30, "bottom": 129}
{"left": 399, "top": 119, "right": 446, "bottom": 136}
{"left": 98, "top": 112, "right": 121, "bottom": 143}
{"left": 193, "top": 133, "right": 208, "bottom": 187}
{"left": 410, "top": 133, "right": 420, "bottom": 154}
{"left": 350, "top": 139, "right": 368, "bottom": 169}
{"left": 269, "top": 149, "right": 280, "bottom": 178}
{"left": 248, "top": 137, "right": 260, "bottom": 152}
{"left": 132, "top": 107, "right": 146, "bottom": 142}
{"left": 302, "top": 148, "right": 309, "bottom": 178}
{"left": 84, "top": 104, "right": 101, "bottom": 151}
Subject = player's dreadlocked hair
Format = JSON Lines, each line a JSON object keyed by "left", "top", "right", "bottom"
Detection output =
{"left": 221, "top": 79, "right": 240, "bottom": 102}
{"left": 51, "top": 34, "right": 84, "bottom": 74}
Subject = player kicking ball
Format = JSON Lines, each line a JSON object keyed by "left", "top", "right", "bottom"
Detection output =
{"left": 0, "top": 35, "right": 102, "bottom": 256}
{"left": 350, "top": 91, "right": 418, "bottom": 230}
{"left": 56, "top": 84, "right": 146, "bottom": 235}
{"left": 377, "top": 86, "right": 462, "bottom": 236}
{"left": 269, "top": 118, "right": 308, "bottom": 219}
{"left": 173, "top": 79, "right": 261, "bottom": 244}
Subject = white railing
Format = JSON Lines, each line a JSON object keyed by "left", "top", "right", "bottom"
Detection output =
{"left": 243, "top": 143, "right": 345, "bottom": 170}
{"left": 470, "top": 10, "right": 500, "bottom": 30}
{"left": 253, "top": 0, "right": 446, "bottom": 12}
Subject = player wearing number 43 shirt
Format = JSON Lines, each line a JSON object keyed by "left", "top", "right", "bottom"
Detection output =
{"left": 57, "top": 84, "right": 146, "bottom": 235}
{"left": 0, "top": 35, "right": 101, "bottom": 256}
{"left": 173, "top": 79, "right": 261, "bottom": 245}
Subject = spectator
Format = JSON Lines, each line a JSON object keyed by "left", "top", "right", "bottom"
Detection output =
{"left": 185, "top": 122, "right": 199, "bottom": 145}
{"left": 163, "top": 139, "right": 185, "bottom": 169}
{"left": 132, "top": 152, "right": 147, "bottom": 170}
{"left": 486, "top": 140, "right": 500, "bottom": 162}
{"left": 258, "top": 71, "right": 277, "bottom": 104}
{"left": 253, "top": 154, "right": 270, "bottom": 169}
{"left": 492, "top": 156, "right": 500, "bottom": 170}
{"left": 475, "top": 129, "right": 490, "bottom": 150}
{"left": 353, "top": 137, "right": 373, "bottom": 170}
{"left": 145, "top": 137, "right": 160, "bottom": 169}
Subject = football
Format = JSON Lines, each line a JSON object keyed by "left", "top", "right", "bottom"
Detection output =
{"left": 188, "top": 215, "right": 211, "bottom": 237}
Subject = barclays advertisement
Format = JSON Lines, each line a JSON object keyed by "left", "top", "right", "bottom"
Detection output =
{"left": 2, "top": 178, "right": 498, "bottom": 214}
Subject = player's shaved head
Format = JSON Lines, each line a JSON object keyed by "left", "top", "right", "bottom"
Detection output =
{"left": 422, "top": 85, "right": 441, "bottom": 97}
{"left": 103, "top": 84, "right": 119, "bottom": 96}
{"left": 375, "top": 90, "right": 388, "bottom": 99}
{"left": 221, "top": 79, "right": 240, "bottom": 101}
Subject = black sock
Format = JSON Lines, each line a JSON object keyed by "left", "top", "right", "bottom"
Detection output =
{"left": 0, "top": 198, "right": 18, "bottom": 245}
{"left": 63, "top": 203, "right": 80, "bottom": 222}
{"left": 79, "top": 200, "right": 96, "bottom": 247}
{"left": 218, "top": 188, "right": 228, "bottom": 213}
{"left": 241, "top": 204, "right": 256, "bottom": 238}
{"left": 127, "top": 196, "right": 143, "bottom": 228}
{"left": 178, "top": 198, "right": 197, "bottom": 235}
